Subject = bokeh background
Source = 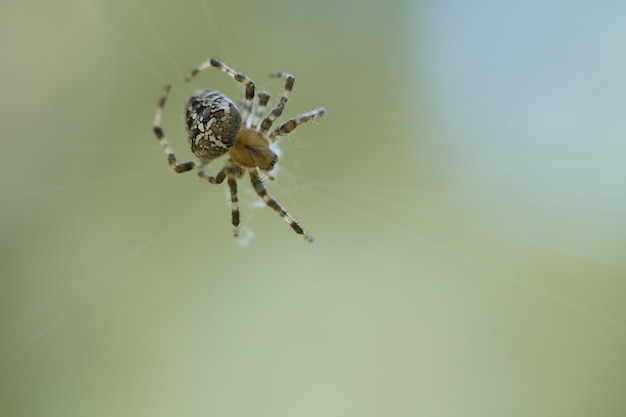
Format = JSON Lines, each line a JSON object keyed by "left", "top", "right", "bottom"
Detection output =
{"left": 1, "top": 0, "right": 625, "bottom": 416}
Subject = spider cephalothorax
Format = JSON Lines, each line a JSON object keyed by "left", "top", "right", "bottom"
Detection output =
{"left": 153, "top": 58, "right": 325, "bottom": 242}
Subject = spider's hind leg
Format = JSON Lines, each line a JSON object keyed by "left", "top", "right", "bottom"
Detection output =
{"left": 186, "top": 58, "right": 256, "bottom": 121}
{"left": 153, "top": 84, "right": 203, "bottom": 173}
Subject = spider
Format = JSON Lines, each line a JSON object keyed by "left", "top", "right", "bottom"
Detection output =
{"left": 152, "top": 58, "right": 325, "bottom": 242}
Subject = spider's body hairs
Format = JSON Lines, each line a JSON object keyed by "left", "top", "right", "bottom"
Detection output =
{"left": 153, "top": 58, "right": 325, "bottom": 242}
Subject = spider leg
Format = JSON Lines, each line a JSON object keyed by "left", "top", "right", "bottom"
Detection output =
{"left": 197, "top": 166, "right": 226, "bottom": 184}
{"left": 226, "top": 172, "right": 241, "bottom": 237}
{"left": 197, "top": 162, "right": 242, "bottom": 236}
{"left": 259, "top": 72, "right": 295, "bottom": 134}
{"left": 185, "top": 58, "right": 256, "bottom": 121}
{"left": 250, "top": 91, "right": 271, "bottom": 129}
{"left": 226, "top": 162, "right": 245, "bottom": 237}
{"left": 153, "top": 84, "right": 204, "bottom": 173}
{"left": 248, "top": 168, "right": 313, "bottom": 242}
{"left": 269, "top": 107, "right": 326, "bottom": 143}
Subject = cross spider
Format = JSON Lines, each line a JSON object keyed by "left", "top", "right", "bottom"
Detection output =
{"left": 153, "top": 58, "right": 325, "bottom": 242}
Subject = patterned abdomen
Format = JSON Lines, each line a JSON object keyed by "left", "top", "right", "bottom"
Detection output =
{"left": 185, "top": 90, "right": 241, "bottom": 160}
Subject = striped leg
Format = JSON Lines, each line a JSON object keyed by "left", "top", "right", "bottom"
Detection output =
{"left": 153, "top": 84, "right": 203, "bottom": 173}
{"left": 259, "top": 72, "right": 295, "bottom": 134}
{"left": 198, "top": 162, "right": 242, "bottom": 237}
{"left": 250, "top": 91, "right": 271, "bottom": 129}
{"left": 226, "top": 172, "right": 240, "bottom": 237}
{"left": 226, "top": 162, "right": 245, "bottom": 237}
{"left": 248, "top": 168, "right": 313, "bottom": 242}
{"left": 185, "top": 58, "right": 256, "bottom": 121}
{"left": 197, "top": 166, "right": 226, "bottom": 184}
{"left": 269, "top": 107, "right": 326, "bottom": 142}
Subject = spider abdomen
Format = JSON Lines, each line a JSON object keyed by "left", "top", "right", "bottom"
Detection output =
{"left": 185, "top": 90, "right": 241, "bottom": 160}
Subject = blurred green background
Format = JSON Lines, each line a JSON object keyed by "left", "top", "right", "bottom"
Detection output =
{"left": 1, "top": 0, "right": 625, "bottom": 416}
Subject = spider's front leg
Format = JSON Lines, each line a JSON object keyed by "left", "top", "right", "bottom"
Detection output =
{"left": 269, "top": 107, "right": 326, "bottom": 142}
{"left": 153, "top": 84, "right": 203, "bottom": 173}
{"left": 248, "top": 168, "right": 313, "bottom": 242}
